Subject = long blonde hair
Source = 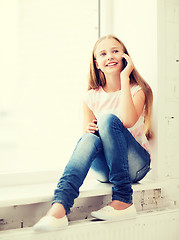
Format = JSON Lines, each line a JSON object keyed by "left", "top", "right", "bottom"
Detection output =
{"left": 88, "top": 35, "right": 153, "bottom": 140}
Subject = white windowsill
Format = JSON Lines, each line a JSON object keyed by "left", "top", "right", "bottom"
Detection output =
{"left": 0, "top": 177, "right": 164, "bottom": 208}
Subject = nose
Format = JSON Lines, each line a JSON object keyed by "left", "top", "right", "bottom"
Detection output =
{"left": 107, "top": 52, "right": 114, "bottom": 60}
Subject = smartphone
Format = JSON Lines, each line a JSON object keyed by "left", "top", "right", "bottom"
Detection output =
{"left": 94, "top": 130, "right": 99, "bottom": 137}
{"left": 122, "top": 57, "right": 127, "bottom": 69}
{"left": 93, "top": 120, "right": 99, "bottom": 137}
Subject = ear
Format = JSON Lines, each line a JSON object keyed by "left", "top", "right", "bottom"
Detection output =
{"left": 94, "top": 60, "right": 100, "bottom": 69}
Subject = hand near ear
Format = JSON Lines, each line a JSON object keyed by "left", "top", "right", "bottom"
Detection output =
{"left": 120, "top": 54, "right": 134, "bottom": 81}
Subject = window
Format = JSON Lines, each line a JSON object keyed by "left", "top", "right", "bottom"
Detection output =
{"left": 0, "top": 0, "right": 99, "bottom": 179}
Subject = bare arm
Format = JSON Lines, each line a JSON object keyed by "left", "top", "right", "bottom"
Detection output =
{"left": 83, "top": 102, "right": 98, "bottom": 133}
{"left": 119, "top": 54, "right": 145, "bottom": 128}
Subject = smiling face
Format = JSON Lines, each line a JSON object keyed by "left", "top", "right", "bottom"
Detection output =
{"left": 94, "top": 37, "right": 124, "bottom": 75}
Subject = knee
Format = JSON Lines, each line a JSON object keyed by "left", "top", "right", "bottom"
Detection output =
{"left": 92, "top": 172, "right": 109, "bottom": 183}
{"left": 80, "top": 132, "right": 101, "bottom": 150}
{"left": 97, "top": 114, "right": 123, "bottom": 133}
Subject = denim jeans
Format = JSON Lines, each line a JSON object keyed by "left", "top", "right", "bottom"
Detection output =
{"left": 53, "top": 114, "right": 151, "bottom": 214}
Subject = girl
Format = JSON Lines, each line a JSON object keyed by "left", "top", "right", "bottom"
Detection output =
{"left": 33, "top": 35, "right": 153, "bottom": 232}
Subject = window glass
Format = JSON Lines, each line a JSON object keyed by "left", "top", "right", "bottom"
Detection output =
{"left": 0, "top": 0, "right": 98, "bottom": 174}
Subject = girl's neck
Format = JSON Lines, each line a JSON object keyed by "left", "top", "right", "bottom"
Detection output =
{"left": 103, "top": 73, "right": 121, "bottom": 93}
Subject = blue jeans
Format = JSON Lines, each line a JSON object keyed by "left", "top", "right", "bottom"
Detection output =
{"left": 53, "top": 114, "right": 151, "bottom": 214}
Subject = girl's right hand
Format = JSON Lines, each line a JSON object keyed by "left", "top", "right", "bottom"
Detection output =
{"left": 86, "top": 120, "right": 99, "bottom": 134}
{"left": 120, "top": 53, "right": 134, "bottom": 81}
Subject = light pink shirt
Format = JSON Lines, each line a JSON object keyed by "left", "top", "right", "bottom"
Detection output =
{"left": 84, "top": 85, "right": 151, "bottom": 153}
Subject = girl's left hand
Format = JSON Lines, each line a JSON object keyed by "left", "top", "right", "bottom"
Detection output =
{"left": 120, "top": 54, "right": 134, "bottom": 80}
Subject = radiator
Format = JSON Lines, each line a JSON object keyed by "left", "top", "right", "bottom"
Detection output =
{"left": 0, "top": 209, "right": 179, "bottom": 240}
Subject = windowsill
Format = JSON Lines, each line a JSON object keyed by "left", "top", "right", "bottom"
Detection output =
{"left": 0, "top": 177, "right": 164, "bottom": 208}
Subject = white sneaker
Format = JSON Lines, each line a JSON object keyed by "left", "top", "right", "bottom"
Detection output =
{"left": 91, "top": 204, "right": 137, "bottom": 221}
{"left": 33, "top": 215, "right": 68, "bottom": 232}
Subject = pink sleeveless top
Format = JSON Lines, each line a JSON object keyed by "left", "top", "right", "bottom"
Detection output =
{"left": 84, "top": 85, "right": 151, "bottom": 153}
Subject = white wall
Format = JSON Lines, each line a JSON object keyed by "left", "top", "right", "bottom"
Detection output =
{"left": 157, "top": 0, "right": 179, "bottom": 180}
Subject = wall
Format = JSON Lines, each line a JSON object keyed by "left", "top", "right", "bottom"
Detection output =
{"left": 157, "top": 0, "right": 179, "bottom": 180}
